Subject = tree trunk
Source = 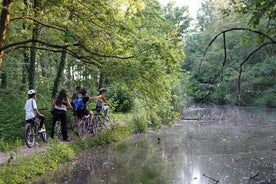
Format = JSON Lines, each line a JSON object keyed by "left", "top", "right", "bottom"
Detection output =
{"left": 28, "top": 0, "right": 41, "bottom": 89}
{"left": 0, "top": 0, "right": 12, "bottom": 69}
{"left": 21, "top": 50, "right": 29, "bottom": 90}
{"left": 52, "top": 50, "right": 67, "bottom": 99}
{"left": 1, "top": 72, "right": 7, "bottom": 88}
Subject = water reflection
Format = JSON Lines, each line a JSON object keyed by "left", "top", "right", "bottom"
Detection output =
{"left": 34, "top": 106, "right": 275, "bottom": 184}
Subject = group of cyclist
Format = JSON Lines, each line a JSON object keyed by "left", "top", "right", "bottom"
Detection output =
{"left": 24, "top": 87, "right": 110, "bottom": 142}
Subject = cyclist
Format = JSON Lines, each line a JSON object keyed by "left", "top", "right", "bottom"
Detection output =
{"left": 74, "top": 88, "right": 94, "bottom": 121}
{"left": 71, "top": 86, "right": 81, "bottom": 107}
{"left": 94, "top": 88, "right": 111, "bottom": 120}
{"left": 51, "top": 89, "right": 72, "bottom": 141}
{"left": 24, "top": 89, "right": 45, "bottom": 133}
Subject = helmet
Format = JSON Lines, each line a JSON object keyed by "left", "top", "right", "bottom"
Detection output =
{"left": 27, "top": 89, "right": 36, "bottom": 95}
{"left": 99, "top": 88, "right": 106, "bottom": 93}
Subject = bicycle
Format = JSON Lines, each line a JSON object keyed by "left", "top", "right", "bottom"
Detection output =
{"left": 77, "top": 113, "right": 97, "bottom": 140}
{"left": 24, "top": 117, "right": 47, "bottom": 148}
{"left": 92, "top": 109, "right": 112, "bottom": 135}
{"left": 70, "top": 113, "right": 79, "bottom": 132}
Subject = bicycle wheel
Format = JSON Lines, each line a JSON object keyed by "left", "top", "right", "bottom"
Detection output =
{"left": 98, "top": 116, "right": 110, "bottom": 130}
{"left": 91, "top": 118, "right": 98, "bottom": 136}
{"left": 70, "top": 116, "right": 78, "bottom": 131}
{"left": 78, "top": 120, "right": 87, "bottom": 140}
{"left": 40, "top": 123, "right": 47, "bottom": 142}
{"left": 24, "top": 123, "right": 36, "bottom": 148}
{"left": 54, "top": 121, "right": 62, "bottom": 140}
{"left": 102, "top": 118, "right": 112, "bottom": 130}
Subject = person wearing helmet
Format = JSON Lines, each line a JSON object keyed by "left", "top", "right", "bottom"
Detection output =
{"left": 95, "top": 88, "right": 111, "bottom": 120}
{"left": 24, "top": 89, "right": 45, "bottom": 133}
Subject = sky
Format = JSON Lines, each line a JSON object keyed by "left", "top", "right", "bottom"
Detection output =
{"left": 157, "top": 0, "right": 203, "bottom": 18}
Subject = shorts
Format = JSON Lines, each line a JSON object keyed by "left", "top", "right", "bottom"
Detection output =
{"left": 75, "top": 109, "right": 90, "bottom": 119}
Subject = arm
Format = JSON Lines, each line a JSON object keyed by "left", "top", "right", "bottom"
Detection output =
{"left": 102, "top": 96, "right": 111, "bottom": 106}
{"left": 66, "top": 97, "right": 73, "bottom": 109}
{"left": 32, "top": 99, "right": 44, "bottom": 117}
{"left": 89, "top": 96, "right": 99, "bottom": 101}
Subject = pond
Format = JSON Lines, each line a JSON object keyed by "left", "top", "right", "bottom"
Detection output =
{"left": 33, "top": 105, "right": 275, "bottom": 184}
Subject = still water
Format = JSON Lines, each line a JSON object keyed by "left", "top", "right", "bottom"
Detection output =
{"left": 37, "top": 106, "right": 275, "bottom": 184}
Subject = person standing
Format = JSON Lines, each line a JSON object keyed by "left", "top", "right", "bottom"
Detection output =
{"left": 51, "top": 89, "right": 72, "bottom": 141}
{"left": 24, "top": 89, "right": 45, "bottom": 132}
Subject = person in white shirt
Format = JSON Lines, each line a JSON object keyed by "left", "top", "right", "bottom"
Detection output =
{"left": 24, "top": 89, "right": 45, "bottom": 133}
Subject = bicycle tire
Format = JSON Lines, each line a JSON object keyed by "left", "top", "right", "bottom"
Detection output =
{"left": 98, "top": 116, "right": 110, "bottom": 131}
{"left": 102, "top": 119, "right": 112, "bottom": 130}
{"left": 24, "top": 123, "right": 36, "bottom": 148}
{"left": 70, "top": 116, "right": 78, "bottom": 131}
{"left": 91, "top": 118, "right": 98, "bottom": 136}
{"left": 40, "top": 124, "right": 47, "bottom": 142}
{"left": 78, "top": 120, "right": 88, "bottom": 140}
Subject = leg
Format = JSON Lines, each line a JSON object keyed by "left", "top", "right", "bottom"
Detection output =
{"left": 37, "top": 114, "right": 45, "bottom": 129}
{"left": 60, "top": 111, "right": 68, "bottom": 141}
{"left": 103, "top": 106, "right": 109, "bottom": 118}
{"left": 51, "top": 114, "right": 58, "bottom": 139}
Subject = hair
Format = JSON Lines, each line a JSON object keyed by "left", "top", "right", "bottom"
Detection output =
{"left": 28, "top": 93, "right": 36, "bottom": 99}
{"left": 80, "top": 88, "right": 87, "bottom": 96}
{"left": 76, "top": 86, "right": 81, "bottom": 91}
{"left": 55, "top": 89, "right": 67, "bottom": 106}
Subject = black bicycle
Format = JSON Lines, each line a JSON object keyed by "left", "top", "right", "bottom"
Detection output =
{"left": 24, "top": 117, "right": 47, "bottom": 148}
{"left": 77, "top": 113, "right": 97, "bottom": 140}
{"left": 92, "top": 109, "right": 112, "bottom": 135}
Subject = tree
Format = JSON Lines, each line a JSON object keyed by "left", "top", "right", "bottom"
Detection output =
{"left": 183, "top": 0, "right": 276, "bottom": 106}
{"left": 0, "top": 0, "right": 12, "bottom": 69}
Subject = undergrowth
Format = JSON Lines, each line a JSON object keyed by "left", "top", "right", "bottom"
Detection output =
{"left": 0, "top": 124, "right": 133, "bottom": 184}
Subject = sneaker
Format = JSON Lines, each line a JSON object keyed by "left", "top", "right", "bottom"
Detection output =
{"left": 38, "top": 128, "right": 46, "bottom": 133}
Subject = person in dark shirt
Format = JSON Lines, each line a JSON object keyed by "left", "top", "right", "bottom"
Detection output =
{"left": 75, "top": 88, "right": 95, "bottom": 120}
{"left": 71, "top": 86, "right": 81, "bottom": 103}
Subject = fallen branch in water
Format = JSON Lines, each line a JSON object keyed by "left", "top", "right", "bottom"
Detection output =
{"left": 203, "top": 174, "right": 220, "bottom": 183}
{"left": 248, "top": 171, "right": 259, "bottom": 184}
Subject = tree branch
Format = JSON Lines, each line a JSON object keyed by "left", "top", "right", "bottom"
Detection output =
{"left": 198, "top": 27, "right": 276, "bottom": 95}
{"left": 198, "top": 27, "right": 276, "bottom": 75}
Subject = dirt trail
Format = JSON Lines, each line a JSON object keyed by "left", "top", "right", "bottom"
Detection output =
{"left": 0, "top": 143, "right": 47, "bottom": 165}
{"left": 0, "top": 131, "right": 76, "bottom": 166}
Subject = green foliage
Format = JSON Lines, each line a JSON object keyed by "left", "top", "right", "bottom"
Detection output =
{"left": 0, "top": 88, "right": 53, "bottom": 150}
{"left": 0, "top": 123, "right": 133, "bottom": 183}
{"left": 228, "top": 0, "right": 276, "bottom": 35}
{"left": 133, "top": 114, "right": 149, "bottom": 133}
{"left": 0, "top": 142, "right": 75, "bottom": 184}
{"left": 183, "top": 0, "right": 275, "bottom": 107}
{"left": 108, "top": 83, "right": 135, "bottom": 113}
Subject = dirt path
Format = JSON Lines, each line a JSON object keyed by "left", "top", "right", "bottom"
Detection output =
{"left": 0, "top": 143, "right": 47, "bottom": 165}
{"left": 0, "top": 131, "right": 76, "bottom": 166}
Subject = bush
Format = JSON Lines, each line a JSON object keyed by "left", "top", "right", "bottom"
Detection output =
{"left": 108, "top": 84, "right": 135, "bottom": 113}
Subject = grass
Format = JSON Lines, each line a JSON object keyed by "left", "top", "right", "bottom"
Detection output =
{"left": 0, "top": 123, "right": 133, "bottom": 184}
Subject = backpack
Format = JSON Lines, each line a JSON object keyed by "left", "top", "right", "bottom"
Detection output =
{"left": 95, "top": 100, "right": 103, "bottom": 110}
{"left": 73, "top": 97, "right": 85, "bottom": 111}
